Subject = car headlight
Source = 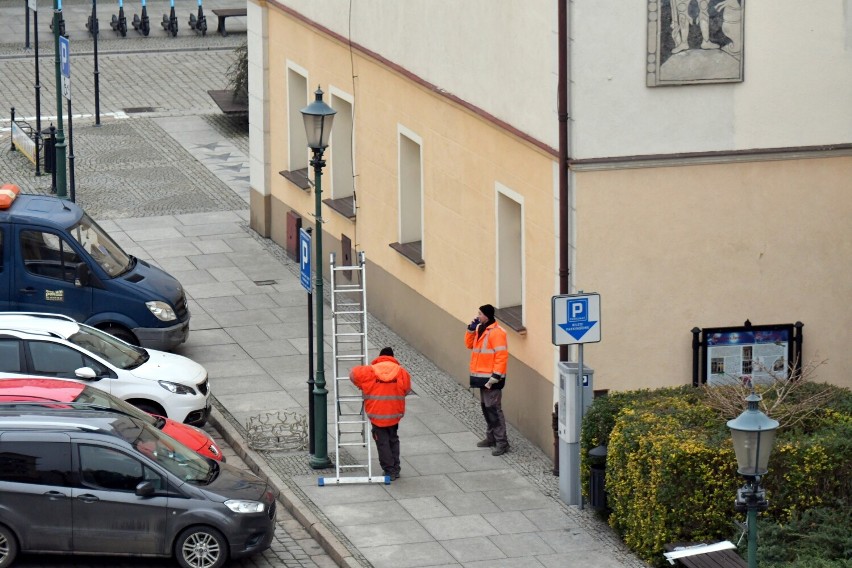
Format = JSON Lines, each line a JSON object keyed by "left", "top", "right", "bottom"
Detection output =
{"left": 224, "top": 500, "right": 265, "bottom": 514}
{"left": 158, "top": 380, "right": 196, "bottom": 395}
{"left": 146, "top": 301, "right": 177, "bottom": 322}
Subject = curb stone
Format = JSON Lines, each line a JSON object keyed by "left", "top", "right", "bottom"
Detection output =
{"left": 208, "top": 406, "right": 366, "bottom": 568}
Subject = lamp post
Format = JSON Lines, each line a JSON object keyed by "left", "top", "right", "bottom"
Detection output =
{"left": 52, "top": 0, "right": 68, "bottom": 198}
{"left": 301, "top": 87, "right": 336, "bottom": 469}
{"left": 727, "top": 393, "right": 779, "bottom": 568}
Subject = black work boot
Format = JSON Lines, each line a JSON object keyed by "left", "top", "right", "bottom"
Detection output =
{"left": 476, "top": 437, "right": 496, "bottom": 448}
{"left": 491, "top": 444, "right": 509, "bottom": 456}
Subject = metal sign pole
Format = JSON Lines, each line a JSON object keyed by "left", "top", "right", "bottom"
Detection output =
{"left": 576, "top": 343, "right": 584, "bottom": 509}
{"left": 552, "top": 292, "right": 601, "bottom": 509}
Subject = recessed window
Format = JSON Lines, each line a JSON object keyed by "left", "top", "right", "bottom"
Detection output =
{"left": 390, "top": 128, "right": 424, "bottom": 266}
{"left": 325, "top": 93, "right": 356, "bottom": 219}
{"left": 496, "top": 186, "right": 524, "bottom": 332}
{"left": 283, "top": 67, "right": 309, "bottom": 189}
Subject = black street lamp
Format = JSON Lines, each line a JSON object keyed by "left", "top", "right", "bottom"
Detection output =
{"left": 727, "top": 393, "right": 779, "bottom": 568}
{"left": 301, "top": 86, "right": 335, "bottom": 469}
{"left": 52, "top": 0, "right": 68, "bottom": 198}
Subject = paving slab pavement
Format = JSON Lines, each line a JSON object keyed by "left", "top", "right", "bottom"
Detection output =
{"left": 0, "top": 110, "right": 652, "bottom": 567}
{"left": 101, "top": 116, "right": 649, "bottom": 568}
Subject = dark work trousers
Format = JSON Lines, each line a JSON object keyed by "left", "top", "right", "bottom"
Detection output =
{"left": 372, "top": 424, "right": 400, "bottom": 475}
{"left": 480, "top": 387, "right": 508, "bottom": 448}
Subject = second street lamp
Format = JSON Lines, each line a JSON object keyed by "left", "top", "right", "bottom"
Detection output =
{"left": 727, "top": 392, "right": 779, "bottom": 568}
{"left": 301, "top": 87, "right": 336, "bottom": 469}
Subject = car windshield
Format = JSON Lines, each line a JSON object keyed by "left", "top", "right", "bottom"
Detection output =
{"left": 67, "top": 324, "right": 149, "bottom": 370}
{"left": 67, "top": 213, "right": 132, "bottom": 277}
{"left": 75, "top": 385, "right": 161, "bottom": 428}
{"left": 124, "top": 419, "right": 213, "bottom": 484}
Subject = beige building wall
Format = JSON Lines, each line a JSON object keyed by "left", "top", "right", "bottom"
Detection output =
{"left": 573, "top": 155, "right": 852, "bottom": 390}
{"left": 255, "top": 4, "right": 562, "bottom": 452}
{"left": 250, "top": 2, "right": 852, "bottom": 457}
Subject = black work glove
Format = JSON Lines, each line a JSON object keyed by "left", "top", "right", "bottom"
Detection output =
{"left": 467, "top": 319, "right": 479, "bottom": 332}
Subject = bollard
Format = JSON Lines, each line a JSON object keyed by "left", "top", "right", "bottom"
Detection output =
{"left": 552, "top": 402, "right": 559, "bottom": 476}
{"left": 46, "top": 125, "right": 57, "bottom": 192}
{"left": 9, "top": 108, "right": 14, "bottom": 152}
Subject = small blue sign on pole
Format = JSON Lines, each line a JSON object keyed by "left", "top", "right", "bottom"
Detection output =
{"left": 59, "top": 35, "right": 71, "bottom": 100}
{"left": 551, "top": 293, "right": 601, "bottom": 345}
{"left": 299, "top": 228, "right": 312, "bottom": 292}
{"left": 59, "top": 36, "right": 70, "bottom": 78}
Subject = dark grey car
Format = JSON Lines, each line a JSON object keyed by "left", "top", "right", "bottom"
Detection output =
{"left": 0, "top": 408, "right": 276, "bottom": 568}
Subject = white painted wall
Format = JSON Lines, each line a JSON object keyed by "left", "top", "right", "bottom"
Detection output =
{"left": 275, "top": 0, "right": 852, "bottom": 159}
{"left": 275, "top": 0, "right": 558, "bottom": 149}
{"left": 570, "top": 0, "right": 852, "bottom": 158}
{"left": 248, "top": 2, "right": 269, "bottom": 197}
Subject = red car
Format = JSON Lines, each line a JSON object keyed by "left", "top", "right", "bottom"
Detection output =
{"left": 0, "top": 377, "right": 223, "bottom": 461}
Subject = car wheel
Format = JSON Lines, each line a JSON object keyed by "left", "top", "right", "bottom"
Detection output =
{"left": 99, "top": 324, "right": 139, "bottom": 346}
{"left": 175, "top": 526, "right": 228, "bottom": 568}
{"left": 128, "top": 400, "right": 167, "bottom": 418}
{"left": 0, "top": 524, "right": 18, "bottom": 568}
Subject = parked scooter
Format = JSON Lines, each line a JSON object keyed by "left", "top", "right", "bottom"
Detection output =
{"left": 188, "top": 0, "right": 207, "bottom": 35}
{"left": 131, "top": 0, "right": 151, "bottom": 36}
{"left": 110, "top": 0, "right": 127, "bottom": 36}
{"left": 161, "top": 0, "right": 178, "bottom": 36}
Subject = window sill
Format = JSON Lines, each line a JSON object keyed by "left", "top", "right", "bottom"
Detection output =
{"left": 279, "top": 168, "right": 311, "bottom": 191}
{"left": 323, "top": 196, "right": 356, "bottom": 220}
{"left": 389, "top": 241, "right": 424, "bottom": 267}
{"left": 495, "top": 306, "right": 526, "bottom": 335}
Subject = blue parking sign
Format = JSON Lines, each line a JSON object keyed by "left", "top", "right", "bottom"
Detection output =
{"left": 299, "top": 229, "right": 311, "bottom": 292}
{"left": 551, "top": 293, "right": 601, "bottom": 345}
{"left": 59, "top": 36, "right": 70, "bottom": 78}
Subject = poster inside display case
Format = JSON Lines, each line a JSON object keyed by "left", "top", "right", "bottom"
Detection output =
{"left": 701, "top": 323, "right": 796, "bottom": 386}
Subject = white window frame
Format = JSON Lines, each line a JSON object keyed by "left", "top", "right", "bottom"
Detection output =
{"left": 328, "top": 86, "right": 355, "bottom": 201}
{"left": 495, "top": 182, "right": 525, "bottom": 323}
{"left": 397, "top": 125, "right": 424, "bottom": 253}
{"left": 286, "top": 61, "right": 309, "bottom": 173}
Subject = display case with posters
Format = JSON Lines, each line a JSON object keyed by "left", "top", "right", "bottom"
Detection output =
{"left": 695, "top": 322, "right": 803, "bottom": 386}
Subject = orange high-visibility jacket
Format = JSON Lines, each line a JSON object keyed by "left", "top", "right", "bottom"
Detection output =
{"left": 349, "top": 355, "right": 412, "bottom": 427}
{"left": 465, "top": 322, "right": 508, "bottom": 389}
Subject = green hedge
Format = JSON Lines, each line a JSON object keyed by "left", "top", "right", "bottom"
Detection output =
{"left": 581, "top": 383, "right": 852, "bottom": 566}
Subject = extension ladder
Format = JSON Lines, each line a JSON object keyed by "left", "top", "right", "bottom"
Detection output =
{"left": 318, "top": 251, "right": 389, "bottom": 485}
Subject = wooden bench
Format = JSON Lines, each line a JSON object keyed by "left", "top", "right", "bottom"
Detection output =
{"left": 211, "top": 8, "right": 246, "bottom": 37}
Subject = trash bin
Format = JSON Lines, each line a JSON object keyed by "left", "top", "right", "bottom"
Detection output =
{"left": 589, "top": 445, "right": 608, "bottom": 510}
{"left": 41, "top": 128, "right": 55, "bottom": 174}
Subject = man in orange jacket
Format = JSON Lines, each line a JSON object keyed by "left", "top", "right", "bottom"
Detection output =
{"left": 349, "top": 347, "right": 412, "bottom": 479}
{"left": 465, "top": 304, "right": 510, "bottom": 456}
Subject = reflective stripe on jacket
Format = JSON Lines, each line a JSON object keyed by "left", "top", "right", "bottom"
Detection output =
{"left": 349, "top": 355, "right": 412, "bottom": 427}
{"left": 465, "top": 321, "right": 508, "bottom": 389}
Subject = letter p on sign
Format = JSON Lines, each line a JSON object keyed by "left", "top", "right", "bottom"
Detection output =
{"left": 568, "top": 298, "right": 587, "bottom": 322}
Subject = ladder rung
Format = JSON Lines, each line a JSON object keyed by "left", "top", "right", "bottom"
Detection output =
{"left": 338, "top": 420, "right": 367, "bottom": 425}
{"left": 336, "top": 354, "right": 365, "bottom": 361}
{"left": 336, "top": 332, "right": 366, "bottom": 337}
{"left": 338, "top": 441, "right": 368, "bottom": 447}
{"left": 337, "top": 464, "right": 367, "bottom": 469}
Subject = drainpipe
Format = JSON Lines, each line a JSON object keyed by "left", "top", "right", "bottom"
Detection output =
{"left": 554, "top": 0, "right": 571, "bottom": 476}
{"left": 558, "top": 0, "right": 570, "bottom": 362}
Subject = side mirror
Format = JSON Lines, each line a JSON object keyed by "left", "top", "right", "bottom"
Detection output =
{"left": 75, "top": 263, "right": 90, "bottom": 288}
{"left": 74, "top": 367, "right": 98, "bottom": 380}
{"left": 135, "top": 480, "right": 156, "bottom": 497}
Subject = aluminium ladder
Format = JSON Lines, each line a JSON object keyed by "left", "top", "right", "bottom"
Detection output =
{"left": 318, "top": 251, "right": 389, "bottom": 486}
